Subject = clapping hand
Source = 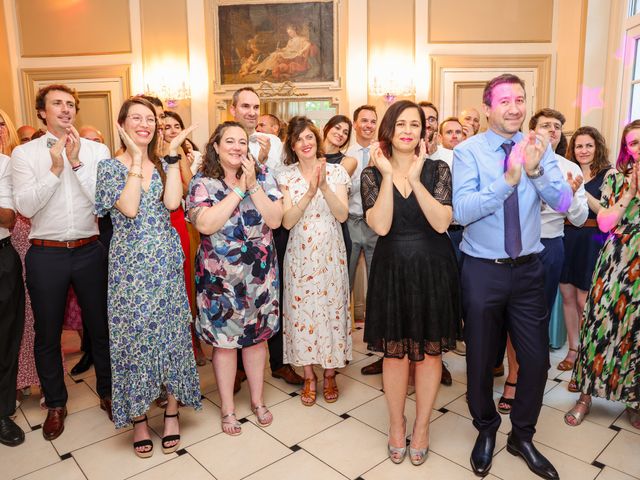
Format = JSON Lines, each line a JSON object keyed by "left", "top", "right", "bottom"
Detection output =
{"left": 407, "top": 139, "right": 427, "bottom": 186}
{"left": 306, "top": 163, "right": 320, "bottom": 199}
{"left": 169, "top": 124, "right": 198, "bottom": 155}
{"left": 505, "top": 141, "right": 525, "bottom": 186}
{"left": 370, "top": 141, "right": 393, "bottom": 177}
{"left": 523, "top": 130, "right": 548, "bottom": 175}
{"left": 241, "top": 154, "right": 257, "bottom": 190}
{"left": 64, "top": 126, "right": 81, "bottom": 166}
{"left": 255, "top": 134, "right": 271, "bottom": 164}
{"left": 318, "top": 158, "right": 328, "bottom": 192}
{"left": 566, "top": 171, "right": 584, "bottom": 194}
{"left": 116, "top": 124, "right": 143, "bottom": 161}
{"left": 627, "top": 161, "right": 640, "bottom": 199}
{"left": 49, "top": 134, "right": 67, "bottom": 174}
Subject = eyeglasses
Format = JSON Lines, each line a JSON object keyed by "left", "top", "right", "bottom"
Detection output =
{"left": 426, "top": 116, "right": 438, "bottom": 124}
{"left": 127, "top": 115, "right": 157, "bottom": 125}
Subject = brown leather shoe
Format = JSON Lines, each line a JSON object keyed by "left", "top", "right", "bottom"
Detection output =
{"left": 43, "top": 407, "right": 67, "bottom": 441}
{"left": 271, "top": 365, "right": 304, "bottom": 385}
{"left": 441, "top": 362, "right": 453, "bottom": 386}
{"left": 493, "top": 365, "right": 505, "bottom": 377}
{"left": 100, "top": 397, "right": 113, "bottom": 422}
{"left": 234, "top": 370, "right": 247, "bottom": 394}
{"left": 361, "top": 357, "right": 383, "bottom": 375}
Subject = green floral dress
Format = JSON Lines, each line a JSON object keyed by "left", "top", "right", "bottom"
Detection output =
{"left": 574, "top": 170, "right": 640, "bottom": 409}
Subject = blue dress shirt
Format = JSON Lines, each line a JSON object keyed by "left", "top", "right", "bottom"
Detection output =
{"left": 452, "top": 129, "right": 572, "bottom": 260}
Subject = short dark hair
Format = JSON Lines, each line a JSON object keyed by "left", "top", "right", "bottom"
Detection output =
{"left": 232, "top": 87, "right": 259, "bottom": 107}
{"left": 567, "top": 126, "right": 610, "bottom": 178}
{"left": 137, "top": 95, "right": 164, "bottom": 110}
{"left": 35, "top": 84, "right": 80, "bottom": 125}
{"left": 377, "top": 100, "right": 426, "bottom": 158}
{"left": 353, "top": 104, "right": 376, "bottom": 122}
{"left": 163, "top": 110, "right": 185, "bottom": 129}
{"left": 323, "top": 114, "right": 352, "bottom": 149}
{"left": 438, "top": 116, "right": 462, "bottom": 135}
{"left": 482, "top": 74, "right": 526, "bottom": 107}
{"left": 616, "top": 119, "right": 640, "bottom": 174}
{"left": 418, "top": 101, "right": 439, "bottom": 120}
{"left": 283, "top": 116, "right": 324, "bottom": 165}
{"left": 528, "top": 108, "right": 566, "bottom": 130}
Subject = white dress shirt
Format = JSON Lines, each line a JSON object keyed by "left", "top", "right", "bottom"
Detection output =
{"left": 431, "top": 145, "right": 454, "bottom": 170}
{"left": 541, "top": 154, "right": 588, "bottom": 238}
{"left": 11, "top": 131, "right": 110, "bottom": 241}
{"left": 0, "top": 153, "right": 14, "bottom": 240}
{"left": 345, "top": 141, "right": 372, "bottom": 217}
{"left": 249, "top": 132, "right": 283, "bottom": 176}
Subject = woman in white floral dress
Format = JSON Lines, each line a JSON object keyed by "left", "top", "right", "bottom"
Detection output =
{"left": 277, "top": 116, "right": 352, "bottom": 407}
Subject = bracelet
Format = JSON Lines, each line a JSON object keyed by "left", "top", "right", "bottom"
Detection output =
{"left": 128, "top": 171, "right": 143, "bottom": 179}
{"left": 232, "top": 186, "right": 245, "bottom": 200}
{"left": 163, "top": 154, "right": 181, "bottom": 165}
{"left": 247, "top": 184, "right": 261, "bottom": 195}
{"left": 71, "top": 162, "right": 83, "bottom": 171}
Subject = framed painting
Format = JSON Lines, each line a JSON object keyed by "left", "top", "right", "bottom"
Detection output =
{"left": 213, "top": 0, "right": 338, "bottom": 90}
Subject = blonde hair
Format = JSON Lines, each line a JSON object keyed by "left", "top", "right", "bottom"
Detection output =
{"left": 0, "top": 109, "right": 20, "bottom": 155}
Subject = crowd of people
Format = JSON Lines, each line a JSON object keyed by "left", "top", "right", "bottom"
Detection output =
{"left": 0, "top": 73, "right": 637, "bottom": 479}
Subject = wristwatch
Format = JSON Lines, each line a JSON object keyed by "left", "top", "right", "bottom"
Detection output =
{"left": 163, "top": 154, "right": 181, "bottom": 164}
{"left": 527, "top": 165, "right": 544, "bottom": 179}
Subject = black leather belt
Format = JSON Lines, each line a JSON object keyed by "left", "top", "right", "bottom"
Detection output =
{"left": 493, "top": 253, "right": 536, "bottom": 266}
{"left": 0, "top": 237, "right": 11, "bottom": 249}
{"left": 448, "top": 225, "right": 464, "bottom": 232}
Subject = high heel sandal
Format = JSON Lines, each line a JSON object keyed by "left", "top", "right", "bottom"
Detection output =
{"left": 557, "top": 347, "right": 578, "bottom": 371}
{"left": 301, "top": 376, "right": 317, "bottom": 407}
{"left": 498, "top": 381, "right": 516, "bottom": 414}
{"left": 564, "top": 398, "right": 591, "bottom": 426}
{"left": 161, "top": 412, "right": 180, "bottom": 454}
{"left": 132, "top": 416, "right": 153, "bottom": 458}
{"left": 387, "top": 416, "right": 407, "bottom": 464}
{"left": 252, "top": 404, "right": 273, "bottom": 427}
{"left": 408, "top": 421, "right": 429, "bottom": 466}
{"left": 221, "top": 412, "right": 242, "bottom": 436}
{"left": 323, "top": 374, "right": 339, "bottom": 403}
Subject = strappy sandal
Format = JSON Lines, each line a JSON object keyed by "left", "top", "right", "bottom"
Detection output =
{"left": 221, "top": 412, "right": 242, "bottom": 436}
{"left": 567, "top": 378, "right": 579, "bottom": 392}
{"left": 161, "top": 411, "right": 180, "bottom": 454}
{"left": 388, "top": 416, "right": 407, "bottom": 464}
{"left": 557, "top": 347, "right": 578, "bottom": 371}
{"left": 498, "top": 381, "right": 516, "bottom": 414}
{"left": 626, "top": 407, "right": 640, "bottom": 429}
{"left": 301, "top": 376, "right": 317, "bottom": 407}
{"left": 323, "top": 374, "right": 339, "bottom": 403}
{"left": 409, "top": 422, "right": 429, "bottom": 466}
{"left": 252, "top": 404, "right": 273, "bottom": 427}
{"left": 564, "top": 398, "right": 591, "bottom": 426}
{"left": 132, "top": 416, "right": 153, "bottom": 458}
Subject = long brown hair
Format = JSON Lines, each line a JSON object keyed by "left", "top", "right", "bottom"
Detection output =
{"left": 283, "top": 116, "right": 324, "bottom": 165}
{"left": 567, "top": 126, "right": 610, "bottom": 178}
{"left": 616, "top": 119, "right": 640, "bottom": 175}
{"left": 116, "top": 97, "right": 165, "bottom": 190}
{"left": 201, "top": 121, "right": 259, "bottom": 180}
{"left": 0, "top": 109, "right": 20, "bottom": 155}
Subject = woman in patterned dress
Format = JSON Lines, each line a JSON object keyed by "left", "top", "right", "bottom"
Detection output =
{"left": 564, "top": 120, "right": 640, "bottom": 429}
{"left": 187, "top": 121, "right": 282, "bottom": 435}
{"left": 95, "top": 97, "right": 201, "bottom": 457}
{"left": 276, "top": 116, "right": 352, "bottom": 407}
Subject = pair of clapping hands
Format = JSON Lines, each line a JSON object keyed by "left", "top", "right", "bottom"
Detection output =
{"left": 48, "top": 126, "right": 82, "bottom": 170}
{"left": 624, "top": 161, "right": 640, "bottom": 199}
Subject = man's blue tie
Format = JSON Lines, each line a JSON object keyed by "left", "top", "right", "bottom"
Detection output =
{"left": 501, "top": 142, "right": 522, "bottom": 259}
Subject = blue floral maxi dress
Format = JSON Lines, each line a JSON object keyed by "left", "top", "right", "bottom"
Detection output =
{"left": 95, "top": 158, "right": 202, "bottom": 429}
{"left": 186, "top": 169, "right": 281, "bottom": 348}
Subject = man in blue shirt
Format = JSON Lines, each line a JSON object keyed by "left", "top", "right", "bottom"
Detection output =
{"left": 453, "top": 74, "right": 571, "bottom": 479}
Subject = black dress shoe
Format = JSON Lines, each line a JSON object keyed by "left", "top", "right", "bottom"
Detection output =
{"left": 0, "top": 416, "right": 25, "bottom": 446}
{"left": 470, "top": 432, "right": 495, "bottom": 477}
{"left": 507, "top": 433, "right": 559, "bottom": 480}
{"left": 70, "top": 352, "right": 93, "bottom": 375}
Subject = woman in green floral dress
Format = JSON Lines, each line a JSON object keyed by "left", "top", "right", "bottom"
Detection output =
{"left": 564, "top": 120, "right": 640, "bottom": 429}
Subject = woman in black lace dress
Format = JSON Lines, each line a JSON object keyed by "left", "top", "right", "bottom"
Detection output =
{"left": 362, "top": 100, "right": 460, "bottom": 466}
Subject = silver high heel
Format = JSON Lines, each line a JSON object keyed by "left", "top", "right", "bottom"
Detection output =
{"left": 387, "top": 416, "right": 407, "bottom": 464}
{"left": 409, "top": 423, "right": 429, "bottom": 466}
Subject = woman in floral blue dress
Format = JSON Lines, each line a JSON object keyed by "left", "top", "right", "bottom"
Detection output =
{"left": 187, "top": 121, "right": 283, "bottom": 436}
{"left": 95, "top": 97, "right": 201, "bottom": 458}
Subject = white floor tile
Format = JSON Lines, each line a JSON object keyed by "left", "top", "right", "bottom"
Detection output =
{"left": 340, "top": 356, "right": 383, "bottom": 391}
{"left": 17, "top": 458, "right": 87, "bottom": 480}
{"left": 244, "top": 450, "right": 348, "bottom": 480}
{"left": 362, "top": 451, "right": 478, "bottom": 480}
{"left": 148, "top": 399, "right": 221, "bottom": 450}
{"left": 51, "top": 406, "right": 122, "bottom": 455}
{"left": 0, "top": 430, "right": 61, "bottom": 479}
{"left": 595, "top": 466, "right": 639, "bottom": 480}
{"left": 313, "top": 374, "right": 382, "bottom": 415}
{"left": 127, "top": 454, "right": 215, "bottom": 480}
{"left": 20, "top": 381, "right": 100, "bottom": 427}
{"left": 597, "top": 430, "right": 640, "bottom": 478}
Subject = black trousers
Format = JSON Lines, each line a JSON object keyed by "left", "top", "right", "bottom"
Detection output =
{"left": 462, "top": 254, "right": 550, "bottom": 441}
{"left": 26, "top": 241, "right": 111, "bottom": 407}
{"left": 0, "top": 244, "right": 25, "bottom": 417}
{"left": 238, "top": 226, "right": 288, "bottom": 372}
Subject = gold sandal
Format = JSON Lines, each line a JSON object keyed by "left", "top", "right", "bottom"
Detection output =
{"left": 301, "top": 376, "right": 317, "bottom": 407}
{"left": 557, "top": 347, "right": 578, "bottom": 371}
{"left": 564, "top": 398, "right": 591, "bottom": 426}
{"left": 323, "top": 374, "right": 339, "bottom": 403}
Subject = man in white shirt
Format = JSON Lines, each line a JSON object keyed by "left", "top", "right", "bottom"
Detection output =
{"left": 229, "top": 87, "right": 303, "bottom": 390}
{"left": 11, "top": 84, "right": 113, "bottom": 440}
{"left": 0, "top": 152, "right": 25, "bottom": 447}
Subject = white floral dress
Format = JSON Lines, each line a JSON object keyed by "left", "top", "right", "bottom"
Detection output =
{"left": 276, "top": 163, "right": 352, "bottom": 368}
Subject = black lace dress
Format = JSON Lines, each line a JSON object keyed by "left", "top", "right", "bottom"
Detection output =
{"left": 361, "top": 160, "right": 460, "bottom": 360}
